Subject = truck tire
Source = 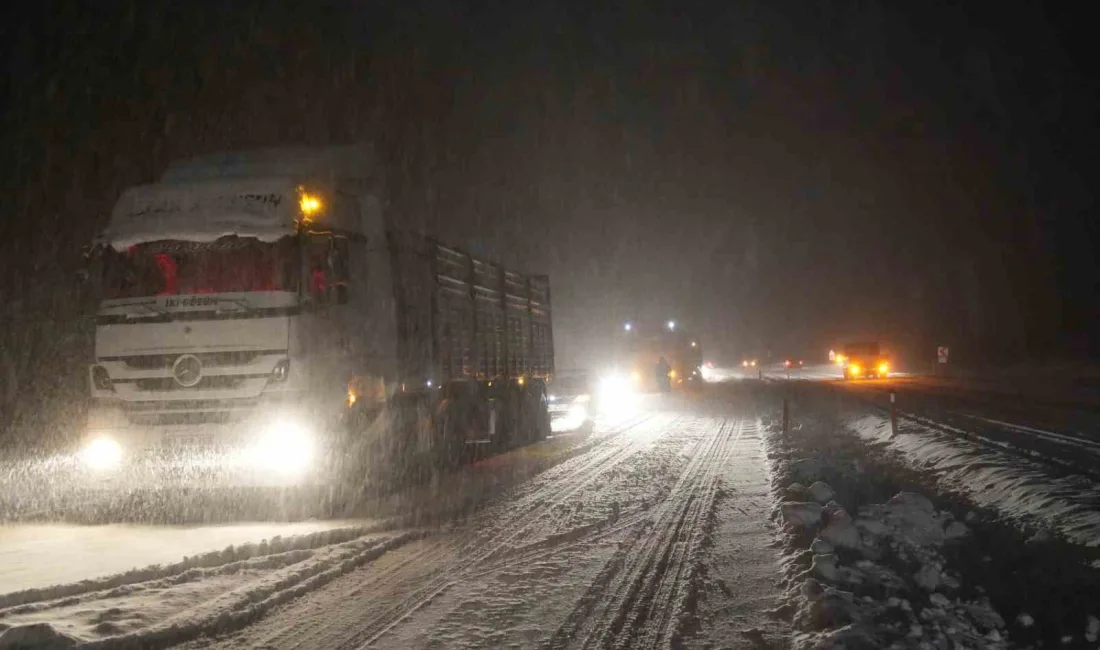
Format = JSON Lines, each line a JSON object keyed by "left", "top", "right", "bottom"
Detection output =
{"left": 496, "top": 384, "right": 523, "bottom": 452}
{"left": 531, "top": 382, "right": 551, "bottom": 442}
{"left": 434, "top": 401, "right": 467, "bottom": 470}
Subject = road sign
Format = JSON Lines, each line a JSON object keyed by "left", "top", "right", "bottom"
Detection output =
{"left": 937, "top": 346, "right": 949, "bottom": 364}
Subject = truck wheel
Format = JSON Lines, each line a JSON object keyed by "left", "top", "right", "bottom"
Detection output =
{"left": 435, "top": 405, "right": 465, "bottom": 470}
{"left": 532, "top": 383, "right": 551, "bottom": 442}
{"left": 517, "top": 386, "right": 540, "bottom": 446}
{"left": 497, "top": 385, "right": 523, "bottom": 452}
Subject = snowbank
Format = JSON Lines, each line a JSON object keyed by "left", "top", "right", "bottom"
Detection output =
{"left": 0, "top": 525, "right": 420, "bottom": 649}
{"left": 775, "top": 483, "right": 1006, "bottom": 647}
{"left": 848, "top": 414, "right": 1100, "bottom": 547}
{"left": 764, "top": 421, "right": 1010, "bottom": 648}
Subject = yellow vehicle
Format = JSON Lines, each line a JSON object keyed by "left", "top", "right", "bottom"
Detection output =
{"left": 841, "top": 342, "right": 890, "bottom": 379}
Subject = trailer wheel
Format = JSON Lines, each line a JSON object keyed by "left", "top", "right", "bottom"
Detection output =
{"left": 496, "top": 384, "right": 523, "bottom": 451}
{"left": 531, "top": 382, "right": 551, "bottom": 442}
{"left": 435, "top": 403, "right": 465, "bottom": 470}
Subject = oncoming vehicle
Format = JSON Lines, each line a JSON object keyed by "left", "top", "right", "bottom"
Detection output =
{"left": 741, "top": 359, "right": 758, "bottom": 369}
{"left": 82, "top": 145, "right": 554, "bottom": 486}
{"left": 609, "top": 321, "right": 701, "bottom": 393}
{"left": 841, "top": 341, "right": 890, "bottom": 379}
{"left": 547, "top": 371, "right": 594, "bottom": 431}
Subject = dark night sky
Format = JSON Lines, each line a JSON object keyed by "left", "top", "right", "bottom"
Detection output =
{"left": 2, "top": 0, "right": 1097, "bottom": 373}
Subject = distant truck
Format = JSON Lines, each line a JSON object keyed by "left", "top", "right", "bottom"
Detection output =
{"left": 611, "top": 322, "right": 702, "bottom": 392}
{"left": 841, "top": 341, "right": 889, "bottom": 379}
{"left": 83, "top": 145, "right": 553, "bottom": 481}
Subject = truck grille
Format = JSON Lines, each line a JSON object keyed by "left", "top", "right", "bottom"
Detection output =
{"left": 127, "top": 411, "right": 238, "bottom": 426}
{"left": 107, "top": 350, "right": 281, "bottom": 369}
{"left": 133, "top": 375, "right": 253, "bottom": 392}
{"left": 121, "top": 397, "right": 261, "bottom": 412}
{"left": 121, "top": 397, "right": 261, "bottom": 426}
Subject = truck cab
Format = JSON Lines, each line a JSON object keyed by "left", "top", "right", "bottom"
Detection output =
{"left": 611, "top": 323, "right": 702, "bottom": 392}
{"left": 82, "top": 146, "right": 553, "bottom": 482}
{"left": 841, "top": 341, "right": 890, "bottom": 379}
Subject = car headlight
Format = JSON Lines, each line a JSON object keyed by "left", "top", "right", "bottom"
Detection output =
{"left": 250, "top": 420, "right": 314, "bottom": 475}
{"left": 849, "top": 364, "right": 861, "bottom": 376}
{"left": 878, "top": 362, "right": 889, "bottom": 375}
{"left": 599, "top": 373, "right": 638, "bottom": 402}
{"left": 81, "top": 436, "right": 123, "bottom": 471}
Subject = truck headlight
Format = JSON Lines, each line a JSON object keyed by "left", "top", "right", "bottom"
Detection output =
{"left": 600, "top": 374, "right": 631, "bottom": 401}
{"left": 849, "top": 364, "right": 861, "bottom": 376}
{"left": 81, "top": 436, "right": 123, "bottom": 471}
{"left": 878, "top": 362, "right": 889, "bottom": 375}
{"left": 250, "top": 420, "right": 314, "bottom": 475}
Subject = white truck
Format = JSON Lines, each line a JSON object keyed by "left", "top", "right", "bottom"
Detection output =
{"left": 82, "top": 145, "right": 553, "bottom": 484}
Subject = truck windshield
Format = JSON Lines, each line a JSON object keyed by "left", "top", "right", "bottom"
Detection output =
{"left": 102, "top": 236, "right": 298, "bottom": 299}
{"left": 844, "top": 342, "right": 881, "bottom": 356}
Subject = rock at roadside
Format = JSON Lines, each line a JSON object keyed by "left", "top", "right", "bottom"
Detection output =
{"left": 781, "top": 502, "right": 824, "bottom": 530}
{"left": 0, "top": 623, "right": 79, "bottom": 650}
{"left": 808, "top": 481, "right": 836, "bottom": 504}
{"left": 812, "top": 553, "right": 839, "bottom": 581}
{"left": 786, "top": 482, "right": 812, "bottom": 501}
{"left": 914, "top": 564, "right": 941, "bottom": 591}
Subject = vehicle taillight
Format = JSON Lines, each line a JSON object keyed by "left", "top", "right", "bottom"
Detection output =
{"left": 91, "top": 365, "right": 114, "bottom": 392}
{"left": 271, "top": 360, "right": 290, "bottom": 382}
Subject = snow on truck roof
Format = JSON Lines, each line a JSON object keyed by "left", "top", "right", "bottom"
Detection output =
{"left": 104, "top": 146, "right": 375, "bottom": 250}
{"left": 105, "top": 177, "right": 302, "bottom": 250}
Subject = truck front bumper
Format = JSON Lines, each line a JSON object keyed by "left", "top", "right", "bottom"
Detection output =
{"left": 80, "top": 400, "right": 336, "bottom": 485}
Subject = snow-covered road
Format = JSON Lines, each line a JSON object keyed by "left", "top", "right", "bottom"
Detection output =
{"left": 0, "top": 392, "right": 785, "bottom": 649}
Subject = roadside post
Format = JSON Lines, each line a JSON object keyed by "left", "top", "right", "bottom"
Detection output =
{"left": 890, "top": 391, "right": 897, "bottom": 436}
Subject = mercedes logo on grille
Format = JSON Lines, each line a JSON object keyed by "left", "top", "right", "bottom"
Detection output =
{"left": 172, "top": 354, "right": 203, "bottom": 387}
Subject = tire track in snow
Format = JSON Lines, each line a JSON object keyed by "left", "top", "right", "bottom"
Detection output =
{"left": 544, "top": 417, "right": 754, "bottom": 650}
{"left": 330, "top": 412, "right": 682, "bottom": 648}
{"left": 203, "top": 412, "right": 671, "bottom": 650}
